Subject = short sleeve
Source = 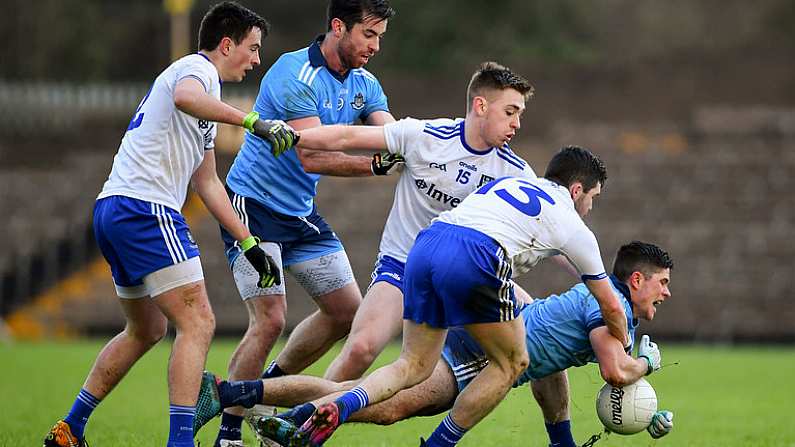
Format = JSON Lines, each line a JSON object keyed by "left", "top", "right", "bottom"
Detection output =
{"left": 583, "top": 295, "right": 606, "bottom": 333}
{"left": 560, "top": 227, "right": 607, "bottom": 281}
{"left": 174, "top": 57, "right": 217, "bottom": 93}
{"left": 383, "top": 118, "right": 424, "bottom": 157}
{"left": 363, "top": 77, "right": 389, "bottom": 118}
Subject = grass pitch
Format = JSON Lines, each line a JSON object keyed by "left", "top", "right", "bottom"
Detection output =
{"left": 2, "top": 339, "right": 794, "bottom": 446}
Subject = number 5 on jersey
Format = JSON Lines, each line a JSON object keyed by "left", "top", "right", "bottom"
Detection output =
{"left": 475, "top": 177, "right": 555, "bottom": 217}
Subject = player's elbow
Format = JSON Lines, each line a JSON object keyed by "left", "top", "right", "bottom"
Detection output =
{"left": 296, "top": 148, "right": 324, "bottom": 173}
{"left": 600, "top": 365, "right": 631, "bottom": 387}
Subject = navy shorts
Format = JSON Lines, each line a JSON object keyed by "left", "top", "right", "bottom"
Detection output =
{"left": 368, "top": 254, "right": 405, "bottom": 292}
{"left": 220, "top": 186, "right": 344, "bottom": 267}
{"left": 93, "top": 196, "right": 200, "bottom": 288}
{"left": 402, "top": 222, "right": 519, "bottom": 328}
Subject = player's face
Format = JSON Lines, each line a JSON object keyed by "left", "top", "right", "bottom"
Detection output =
{"left": 633, "top": 269, "right": 672, "bottom": 321}
{"left": 573, "top": 182, "right": 601, "bottom": 217}
{"left": 225, "top": 27, "right": 262, "bottom": 82}
{"left": 338, "top": 16, "right": 388, "bottom": 69}
{"left": 481, "top": 89, "right": 526, "bottom": 147}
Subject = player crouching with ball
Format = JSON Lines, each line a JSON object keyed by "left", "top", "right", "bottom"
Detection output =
{"left": 202, "top": 240, "right": 676, "bottom": 446}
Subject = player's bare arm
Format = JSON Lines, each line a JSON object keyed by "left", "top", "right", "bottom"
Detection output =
{"left": 292, "top": 114, "right": 396, "bottom": 176}
{"left": 174, "top": 78, "right": 249, "bottom": 127}
{"left": 585, "top": 278, "right": 630, "bottom": 346}
{"left": 589, "top": 326, "right": 647, "bottom": 386}
{"left": 191, "top": 150, "right": 280, "bottom": 288}
{"left": 298, "top": 124, "right": 388, "bottom": 153}
{"left": 190, "top": 150, "right": 252, "bottom": 242}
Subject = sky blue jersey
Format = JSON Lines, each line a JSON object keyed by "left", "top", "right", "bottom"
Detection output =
{"left": 226, "top": 36, "right": 390, "bottom": 216}
{"left": 516, "top": 275, "right": 638, "bottom": 385}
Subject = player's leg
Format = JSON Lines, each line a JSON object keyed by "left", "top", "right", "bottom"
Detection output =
{"left": 45, "top": 196, "right": 189, "bottom": 447}
{"left": 421, "top": 318, "right": 527, "bottom": 447}
{"left": 217, "top": 191, "right": 292, "bottom": 446}
{"left": 268, "top": 223, "right": 362, "bottom": 374}
{"left": 323, "top": 280, "right": 404, "bottom": 381}
{"left": 531, "top": 371, "right": 575, "bottom": 447}
{"left": 45, "top": 295, "right": 167, "bottom": 446}
{"left": 218, "top": 242, "right": 287, "bottom": 446}
{"left": 349, "top": 359, "right": 457, "bottom": 425}
{"left": 152, "top": 274, "right": 216, "bottom": 446}
{"left": 295, "top": 320, "right": 447, "bottom": 446}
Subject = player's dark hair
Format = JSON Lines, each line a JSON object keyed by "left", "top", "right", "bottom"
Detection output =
{"left": 327, "top": 0, "right": 395, "bottom": 31}
{"left": 544, "top": 146, "right": 607, "bottom": 192}
{"left": 198, "top": 1, "right": 270, "bottom": 51}
{"left": 467, "top": 61, "right": 534, "bottom": 111}
{"left": 612, "top": 241, "right": 674, "bottom": 282}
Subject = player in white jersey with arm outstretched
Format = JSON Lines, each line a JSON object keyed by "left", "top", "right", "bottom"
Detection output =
{"left": 279, "top": 62, "right": 538, "bottom": 382}
{"left": 289, "top": 146, "right": 628, "bottom": 447}
{"left": 43, "top": 3, "right": 297, "bottom": 447}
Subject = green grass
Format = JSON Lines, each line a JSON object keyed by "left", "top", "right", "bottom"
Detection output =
{"left": 2, "top": 339, "right": 794, "bottom": 446}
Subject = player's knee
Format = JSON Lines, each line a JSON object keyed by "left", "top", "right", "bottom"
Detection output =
{"left": 344, "top": 336, "right": 381, "bottom": 369}
{"left": 370, "top": 406, "right": 404, "bottom": 425}
{"left": 127, "top": 320, "right": 167, "bottom": 347}
{"left": 249, "top": 311, "right": 286, "bottom": 340}
{"left": 515, "top": 350, "right": 530, "bottom": 373}
{"left": 401, "top": 358, "right": 436, "bottom": 386}
{"left": 180, "top": 307, "right": 215, "bottom": 345}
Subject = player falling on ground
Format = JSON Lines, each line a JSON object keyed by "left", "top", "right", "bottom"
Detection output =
{"left": 290, "top": 61, "right": 539, "bottom": 384}
{"left": 205, "top": 241, "right": 675, "bottom": 446}
{"left": 277, "top": 146, "right": 631, "bottom": 446}
{"left": 42, "top": 3, "right": 297, "bottom": 447}
{"left": 214, "top": 2, "right": 399, "bottom": 444}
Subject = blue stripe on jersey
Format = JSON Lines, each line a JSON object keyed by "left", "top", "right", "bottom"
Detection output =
{"left": 425, "top": 122, "right": 462, "bottom": 133}
{"left": 423, "top": 128, "right": 461, "bottom": 140}
{"left": 581, "top": 272, "right": 609, "bottom": 281}
{"left": 497, "top": 151, "right": 525, "bottom": 170}
{"left": 499, "top": 146, "right": 526, "bottom": 167}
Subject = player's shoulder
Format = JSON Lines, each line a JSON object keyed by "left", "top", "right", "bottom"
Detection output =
{"left": 351, "top": 67, "right": 381, "bottom": 84}
{"left": 420, "top": 117, "right": 464, "bottom": 140}
{"left": 267, "top": 47, "right": 312, "bottom": 79}
{"left": 494, "top": 143, "right": 530, "bottom": 172}
{"left": 168, "top": 54, "right": 216, "bottom": 75}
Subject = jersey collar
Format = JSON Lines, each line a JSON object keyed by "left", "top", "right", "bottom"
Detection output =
{"left": 195, "top": 52, "right": 222, "bottom": 87}
{"left": 610, "top": 274, "right": 639, "bottom": 328}
{"left": 309, "top": 35, "right": 349, "bottom": 83}
{"left": 459, "top": 120, "right": 495, "bottom": 155}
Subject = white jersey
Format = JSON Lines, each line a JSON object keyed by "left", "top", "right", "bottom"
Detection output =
{"left": 98, "top": 54, "right": 221, "bottom": 211}
{"left": 380, "top": 117, "right": 536, "bottom": 263}
{"left": 437, "top": 176, "right": 607, "bottom": 279}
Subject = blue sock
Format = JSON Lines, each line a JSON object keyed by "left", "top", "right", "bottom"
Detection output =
{"left": 334, "top": 387, "right": 369, "bottom": 423}
{"left": 214, "top": 412, "right": 244, "bottom": 446}
{"left": 261, "top": 361, "right": 286, "bottom": 379}
{"left": 426, "top": 414, "right": 468, "bottom": 447}
{"left": 278, "top": 402, "right": 316, "bottom": 426}
{"left": 167, "top": 404, "right": 195, "bottom": 447}
{"left": 217, "top": 379, "right": 264, "bottom": 409}
{"left": 64, "top": 388, "right": 101, "bottom": 440}
{"left": 545, "top": 420, "right": 576, "bottom": 447}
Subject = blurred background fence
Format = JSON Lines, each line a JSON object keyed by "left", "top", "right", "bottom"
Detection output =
{"left": 1, "top": 0, "right": 794, "bottom": 342}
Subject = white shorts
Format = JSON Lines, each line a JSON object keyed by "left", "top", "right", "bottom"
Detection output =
{"left": 231, "top": 241, "right": 355, "bottom": 300}
{"left": 116, "top": 257, "right": 204, "bottom": 299}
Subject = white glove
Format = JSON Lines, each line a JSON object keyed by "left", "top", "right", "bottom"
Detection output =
{"left": 647, "top": 410, "right": 674, "bottom": 438}
{"left": 638, "top": 334, "right": 661, "bottom": 375}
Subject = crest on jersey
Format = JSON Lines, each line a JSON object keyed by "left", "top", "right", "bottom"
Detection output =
{"left": 477, "top": 174, "right": 496, "bottom": 187}
{"left": 351, "top": 92, "right": 366, "bottom": 110}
